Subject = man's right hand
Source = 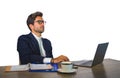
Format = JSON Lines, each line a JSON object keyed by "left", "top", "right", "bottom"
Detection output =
{"left": 51, "top": 55, "right": 69, "bottom": 63}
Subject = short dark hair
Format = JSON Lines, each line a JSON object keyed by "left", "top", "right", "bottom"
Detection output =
{"left": 26, "top": 11, "right": 43, "bottom": 31}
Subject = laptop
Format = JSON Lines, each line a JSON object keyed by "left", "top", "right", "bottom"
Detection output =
{"left": 72, "top": 42, "right": 109, "bottom": 67}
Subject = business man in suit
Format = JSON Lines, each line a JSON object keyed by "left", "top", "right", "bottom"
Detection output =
{"left": 17, "top": 11, "right": 69, "bottom": 64}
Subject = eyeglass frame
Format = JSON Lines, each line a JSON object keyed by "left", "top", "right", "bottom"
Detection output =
{"left": 34, "top": 20, "right": 46, "bottom": 24}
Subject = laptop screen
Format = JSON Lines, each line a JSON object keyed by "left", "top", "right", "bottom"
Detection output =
{"left": 92, "top": 42, "right": 109, "bottom": 66}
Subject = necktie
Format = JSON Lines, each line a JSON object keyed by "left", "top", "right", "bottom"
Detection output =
{"left": 38, "top": 38, "right": 46, "bottom": 57}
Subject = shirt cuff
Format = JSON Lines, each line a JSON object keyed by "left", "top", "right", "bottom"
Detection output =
{"left": 43, "top": 58, "right": 52, "bottom": 63}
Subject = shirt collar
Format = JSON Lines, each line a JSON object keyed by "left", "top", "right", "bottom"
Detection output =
{"left": 32, "top": 32, "right": 42, "bottom": 40}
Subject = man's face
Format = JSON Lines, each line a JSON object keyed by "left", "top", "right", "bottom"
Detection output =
{"left": 31, "top": 16, "right": 45, "bottom": 34}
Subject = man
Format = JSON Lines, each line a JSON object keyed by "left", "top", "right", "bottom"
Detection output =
{"left": 17, "top": 11, "right": 69, "bottom": 64}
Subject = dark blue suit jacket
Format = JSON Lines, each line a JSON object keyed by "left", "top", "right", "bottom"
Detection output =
{"left": 17, "top": 33, "right": 53, "bottom": 64}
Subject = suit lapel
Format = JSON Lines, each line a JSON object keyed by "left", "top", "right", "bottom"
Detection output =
{"left": 28, "top": 33, "right": 40, "bottom": 54}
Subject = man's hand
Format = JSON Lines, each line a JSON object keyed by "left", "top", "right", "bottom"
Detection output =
{"left": 51, "top": 55, "right": 69, "bottom": 63}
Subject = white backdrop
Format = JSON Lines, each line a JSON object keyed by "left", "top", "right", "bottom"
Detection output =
{"left": 0, "top": 0, "right": 120, "bottom": 66}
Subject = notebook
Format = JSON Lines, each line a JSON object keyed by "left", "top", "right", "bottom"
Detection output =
{"left": 72, "top": 42, "right": 109, "bottom": 67}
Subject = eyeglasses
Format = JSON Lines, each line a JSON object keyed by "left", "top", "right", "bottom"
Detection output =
{"left": 35, "top": 20, "right": 46, "bottom": 24}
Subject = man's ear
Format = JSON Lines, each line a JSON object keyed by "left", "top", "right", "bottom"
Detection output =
{"left": 29, "top": 24, "right": 33, "bottom": 30}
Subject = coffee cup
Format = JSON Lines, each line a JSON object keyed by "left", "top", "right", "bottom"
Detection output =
{"left": 61, "top": 61, "right": 73, "bottom": 72}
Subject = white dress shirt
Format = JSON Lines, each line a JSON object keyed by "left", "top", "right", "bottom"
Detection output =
{"left": 32, "top": 33, "right": 52, "bottom": 63}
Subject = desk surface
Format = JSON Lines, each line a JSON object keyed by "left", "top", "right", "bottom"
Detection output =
{"left": 0, "top": 59, "right": 120, "bottom": 78}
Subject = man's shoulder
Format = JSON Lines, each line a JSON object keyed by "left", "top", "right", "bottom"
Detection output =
{"left": 18, "top": 33, "right": 32, "bottom": 40}
{"left": 42, "top": 37, "right": 50, "bottom": 41}
{"left": 42, "top": 37, "right": 51, "bottom": 44}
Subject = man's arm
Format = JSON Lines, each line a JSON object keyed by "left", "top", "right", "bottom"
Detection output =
{"left": 17, "top": 35, "right": 45, "bottom": 64}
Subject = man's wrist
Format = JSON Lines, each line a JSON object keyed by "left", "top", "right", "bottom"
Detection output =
{"left": 51, "top": 58, "right": 54, "bottom": 63}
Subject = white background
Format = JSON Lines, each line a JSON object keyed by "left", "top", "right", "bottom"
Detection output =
{"left": 0, "top": 0, "right": 120, "bottom": 66}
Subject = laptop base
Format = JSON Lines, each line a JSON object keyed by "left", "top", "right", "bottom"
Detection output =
{"left": 72, "top": 60, "right": 93, "bottom": 67}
